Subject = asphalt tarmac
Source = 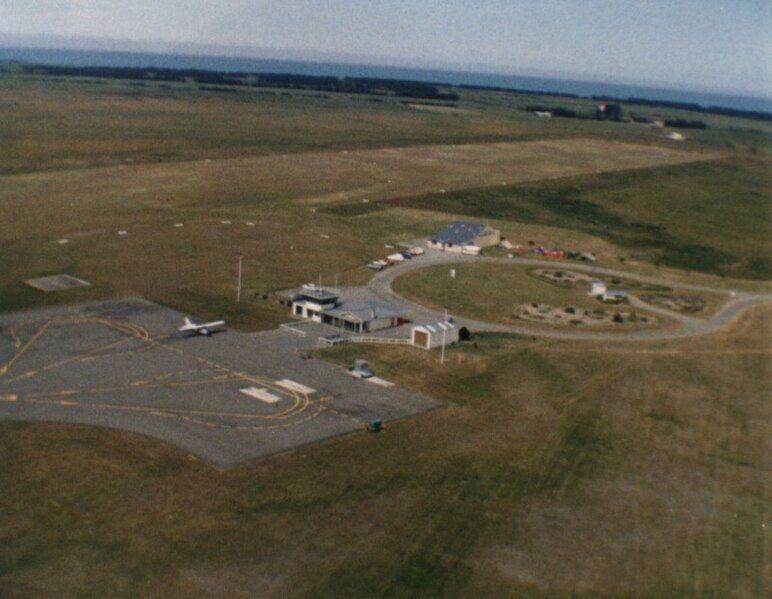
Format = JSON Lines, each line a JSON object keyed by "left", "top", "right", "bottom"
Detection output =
{"left": 0, "top": 298, "right": 440, "bottom": 467}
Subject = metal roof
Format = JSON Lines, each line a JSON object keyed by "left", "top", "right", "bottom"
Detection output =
{"left": 323, "top": 300, "right": 402, "bottom": 323}
{"left": 416, "top": 321, "right": 456, "bottom": 333}
{"left": 295, "top": 286, "right": 339, "bottom": 302}
{"left": 430, "top": 221, "right": 488, "bottom": 246}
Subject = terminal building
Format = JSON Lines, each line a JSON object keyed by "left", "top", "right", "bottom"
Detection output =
{"left": 289, "top": 285, "right": 404, "bottom": 333}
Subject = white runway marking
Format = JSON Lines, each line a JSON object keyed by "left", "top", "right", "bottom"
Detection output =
{"left": 240, "top": 387, "right": 280, "bottom": 404}
{"left": 367, "top": 377, "right": 395, "bottom": 388}
{"left": 275, "top": 379, "right": 315, "bottom": 395}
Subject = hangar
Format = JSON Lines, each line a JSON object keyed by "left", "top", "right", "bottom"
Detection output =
{"left": 427, "top": 220, "right": 501, "bottom": 252}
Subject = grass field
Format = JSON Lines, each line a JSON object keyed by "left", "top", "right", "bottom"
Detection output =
{"left": 0, "top": 75, "right": 551, "bottom": 174}
{"left": 393, "top": 262, "right": 609, "bottom": 323}
{"left": 390, "top": 158, "right": 772, "bottom": 279}
{"left": 0, "top": 127, "right": 715, "bottom": 327}
{"left": 1, "top": 305, "right": 767, "bottom": 596}
{"left": 3, "top": 73, "right": 769, "bottom": 175}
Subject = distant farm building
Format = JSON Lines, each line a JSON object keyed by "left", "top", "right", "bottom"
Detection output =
{"left": 589, "top": 281, "right": 607, "bottom": 297}
{"left": 289, "top": 285, "right": 404, "bottom": 333}
{"left": 596, "top": 102, "right": 623, "bottom": 120}
{"left": 427, "top": 221, "right": 501, "bottom": 253}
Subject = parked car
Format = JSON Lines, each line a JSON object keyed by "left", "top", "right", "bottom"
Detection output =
{"left": 366, "top": 419, "right": 383, "bottom": 432}
{"left": 348, "top": 359, "right": 374, "bottom": 379}
{"left": 368, "top": 261, "right": 385, "bottom": 270}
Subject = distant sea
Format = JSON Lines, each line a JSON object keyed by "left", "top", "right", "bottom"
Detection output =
{"left": 2, "top": 46, "right": 770, "bottom": 114}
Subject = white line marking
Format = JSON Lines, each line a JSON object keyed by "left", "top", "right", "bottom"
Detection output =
{"left": 240, "top": 387, "right": 280, "bottom": 404}
{"left": 274, "top": 379, "right": 315, "bottom": 395}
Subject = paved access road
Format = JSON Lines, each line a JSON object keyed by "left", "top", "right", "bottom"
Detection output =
{"left": 367, "top": 250, "right": 772, "bottom": 341}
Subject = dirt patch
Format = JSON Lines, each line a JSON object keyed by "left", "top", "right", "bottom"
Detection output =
{"left": 530, "top": 268, "right": 671, "bottom": 293}
{"left": 514, "top": 302, "right": 656, "bottom": 327}
{"left": 639, "top": 293, "right": 706, "bottom": 313}
{"left": 406, "top": 103, "right": 475, "bottom": 115}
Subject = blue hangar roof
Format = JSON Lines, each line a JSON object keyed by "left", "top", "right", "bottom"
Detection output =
{"left": 431, "top": 221, "right": 488, "bottom": 246}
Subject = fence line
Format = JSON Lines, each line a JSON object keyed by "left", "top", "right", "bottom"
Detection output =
{"left": 280, "top": 323, "right": 307, "bottom": 337}
{"left": 350, "top": 336, "right": 411, "bottom": 345}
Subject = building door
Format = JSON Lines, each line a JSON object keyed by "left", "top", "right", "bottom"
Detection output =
{"left": 413, "top": 330, "right": 429, "bottom": 349}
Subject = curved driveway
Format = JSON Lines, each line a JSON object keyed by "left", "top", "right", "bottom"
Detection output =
{"left": 367, "top": 250, "right": 772, "bottom": 341}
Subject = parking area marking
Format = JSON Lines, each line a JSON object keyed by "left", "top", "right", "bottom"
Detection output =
{"left": 240, "top": 387, "right": 281, "bottom": 404}
{"left": 275, "top": 379, "right": 316, "bottom": 395}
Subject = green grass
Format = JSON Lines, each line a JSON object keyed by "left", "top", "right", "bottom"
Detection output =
{"left": 393, "top": 262, "right": 605, "bottom": 324}
{"left": 390, "top": 159, "right": 772, "bottom": 279}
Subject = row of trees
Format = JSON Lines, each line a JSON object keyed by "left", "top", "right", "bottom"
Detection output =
{"left": 22, "top": 65, "right": 459, "bottom": 101}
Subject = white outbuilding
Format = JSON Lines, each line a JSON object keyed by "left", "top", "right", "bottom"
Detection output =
{"left": 411, "top": 321, "right": 459, "bottom": 349}
{"left": 589, "top": 281, "right": 607, "bottom": 297}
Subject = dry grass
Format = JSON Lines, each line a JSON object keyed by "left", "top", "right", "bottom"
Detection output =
{"left": 1, "top": 75, "right": 769, "bottom": 597}
{"left": 0, "top": 76, "right": 546, "bottom": 174}
{"left": 1, "top": 305, "right": 767, "bottom": 597}
{"left": 0, "top": 135, "right": 714, "bottom": 327}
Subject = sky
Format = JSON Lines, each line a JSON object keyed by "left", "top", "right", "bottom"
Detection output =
{"left": 1, "top": 1, "right": 770, "bottom": 96}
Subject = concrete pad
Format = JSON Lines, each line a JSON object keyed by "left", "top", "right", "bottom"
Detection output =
{"left": 367, "top": 377, "right": 395, "bottom": 388}
{"left": 0, "top": 298, "right": 441, "bottom": 466}
{"left": 240, "top": 387, "right": 280, "bottom": 404}
{"left": 274, "top": 379, "right": 315, "bottom": 395}
{"left": 25, "top": 274, "right": 91, "bottom": 292}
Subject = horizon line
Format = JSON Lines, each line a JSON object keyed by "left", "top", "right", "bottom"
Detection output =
{"left": 2, "top": 32, "right": 770, "bottom": 101}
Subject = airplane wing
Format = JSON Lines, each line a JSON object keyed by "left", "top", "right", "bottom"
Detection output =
{"left": 179, "top": 318, "right": 225, "bottom": 333}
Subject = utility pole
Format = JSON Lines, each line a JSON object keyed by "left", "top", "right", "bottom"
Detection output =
{"left": 440, "top": 307, "right": 448, "bottom": 365}
{"left": 236, "top": 253, "right": 243, "bottom": 303}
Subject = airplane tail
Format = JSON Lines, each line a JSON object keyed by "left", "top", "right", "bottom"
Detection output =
{"left": 183, "top": 316, "right": 194, "bottom": 327}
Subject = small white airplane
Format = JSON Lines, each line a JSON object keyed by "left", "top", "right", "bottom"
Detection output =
{"left": 178, "top": 316, "right": 225, "bottom": 337}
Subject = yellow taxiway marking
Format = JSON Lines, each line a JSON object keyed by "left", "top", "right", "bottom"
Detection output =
{"left": 0, "top": 314, "right": 330, "bottom": 430}
{"left": 150, "top": 411, "right": 176, "bottom": 418}
{"left": 0, "top": 320, "right": 52, "bottom": 377}
{"left": 90, "top": 401, "right": 306, "bottom": 420}
{"left": 3, "top": 370, "right": 38, "bottom": 384}
{"left": 41, "top": 335, "right": 137, "bottom": 372}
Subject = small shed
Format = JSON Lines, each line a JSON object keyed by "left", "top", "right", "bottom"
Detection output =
{"left": 589, "top": 281, "right": 607, "bottom": 297}
{"left": 601, "top": 289, "right": 628, "bottom": 303}
{"left": 411, "top": 321, "right": 459, "bottom": 349}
